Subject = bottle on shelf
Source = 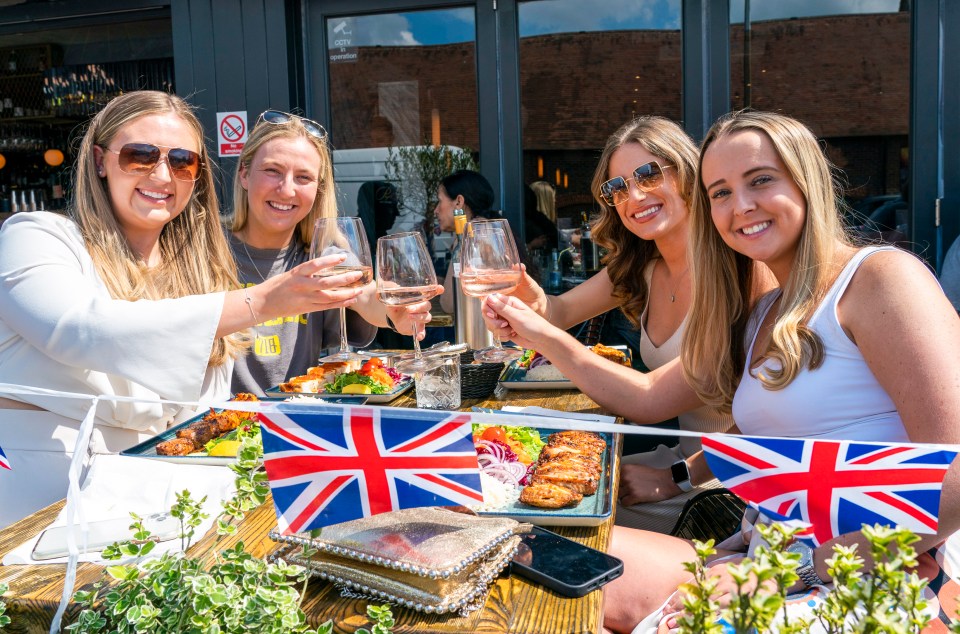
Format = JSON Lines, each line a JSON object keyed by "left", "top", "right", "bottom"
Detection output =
{"left": 7, "top": 49, "right": 16, "bottom": 73}
{"left": 579, "top": 211, "right": 594, "bottom": 274}
{"left": 547, "top": 248, "right": 562, "bottom": 293}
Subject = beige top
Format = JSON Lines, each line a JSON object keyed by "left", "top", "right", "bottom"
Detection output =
{"left": 637, "top": 260, "right": 732, "bottom": 457}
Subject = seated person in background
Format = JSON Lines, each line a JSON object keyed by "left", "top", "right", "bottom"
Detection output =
{"left": 939, "top": 232, "right": 960, "bottom": 312}
{"left": 488, "top": 116, "right": 736, "bottom": 534}
{"left": 227, "top": 111, "right": 437, "bottom": 395}
{"left": 0, "top": 91, "right": 370, "bottom": 528}
{"left": 484, "top": 110, "right": 960, "bottom": 632}
{"left": 524, "top": 182, "right": 558, "bottom": 253}
{"left": 435, "top": 169, "right": 504, "bottom": 315}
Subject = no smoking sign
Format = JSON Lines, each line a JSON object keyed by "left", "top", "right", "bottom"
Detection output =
{"left": 216, "top": 111, "right": 248, "bottom": 157}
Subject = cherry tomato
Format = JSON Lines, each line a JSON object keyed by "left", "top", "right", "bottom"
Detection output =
{"left": 480, "top": 426, "right": 508, "bottom": 444}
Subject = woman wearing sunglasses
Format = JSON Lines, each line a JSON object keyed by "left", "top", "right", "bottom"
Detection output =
{"left": 488, "top": 111, "right": 960, "bottom": 632}
{"left": 226, "top": 111, "right": 436, "bottom": 395}
{"left": 0, "top": 92, "right": 369, "bottom": 528}
{"left": 487, "top": 116, "right": 735, "bottom": 534}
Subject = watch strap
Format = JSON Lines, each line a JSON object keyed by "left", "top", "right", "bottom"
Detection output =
{"left": 670, "top": 460, "right": 693, "bottom": 492}
{"left": 797, "top": 562, "right": 825, "bottom": 588}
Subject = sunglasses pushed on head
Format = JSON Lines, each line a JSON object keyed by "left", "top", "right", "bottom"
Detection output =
{"left": 257, "top": 110, "right": 327, "bottom": 140}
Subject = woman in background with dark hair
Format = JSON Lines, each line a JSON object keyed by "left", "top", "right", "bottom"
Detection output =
{"left": 435, "top": 169, "right": 502, "bottom": 314}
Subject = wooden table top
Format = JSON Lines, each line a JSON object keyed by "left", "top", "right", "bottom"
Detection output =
{"left": 0, "top": 387, "right": 621, "bottom": 634}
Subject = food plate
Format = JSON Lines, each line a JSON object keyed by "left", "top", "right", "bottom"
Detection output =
{"left": 475, "top": 427, "right": 621, "bottom": 527}
{"left": 498, "top": 345, "right": 632, "bottom": 390}
{"left": 120, "top": 396, "right": 369, "bottom": 465}
{"left": 264, "top": 378, "right": 414, "bottom": 404}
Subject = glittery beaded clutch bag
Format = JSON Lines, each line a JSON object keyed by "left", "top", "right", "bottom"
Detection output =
{"left": 269, "top": 507, "right": 525, "bottom": 615}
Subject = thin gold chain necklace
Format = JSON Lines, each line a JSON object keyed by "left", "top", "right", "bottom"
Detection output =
{"left": 659, "top": 260, "right": 689, "bottom": 303}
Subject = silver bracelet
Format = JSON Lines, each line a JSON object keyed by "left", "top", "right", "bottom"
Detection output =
{"left": 242, "top": 287, "right": 259, "bottom": 325}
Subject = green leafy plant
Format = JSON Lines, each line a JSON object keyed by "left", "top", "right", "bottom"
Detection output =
{"left": 0, "top": 581, "right": 10, "bottom": 630}
{"left": 677, "top": 523, "right": 955, "bottom": 634}
{"left": 384, "top": 144, "right": 478, "bottom": 253}
{"left": 64, "top": 424, "right": 392, "bottom": 634}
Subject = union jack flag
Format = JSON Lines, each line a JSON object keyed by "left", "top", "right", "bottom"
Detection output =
{"left": 259, "top": 405, "right": 483, "bottom": 535}
{"left": 702, "top": 435, "right": 958, "bottom": 546}
{"left": 0, "top": 445, "right": 9, "bottom": 471}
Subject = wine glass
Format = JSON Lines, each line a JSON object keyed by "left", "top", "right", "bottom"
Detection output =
{"left": 310, "top": 216, "right": 373, "bottom": 363}
{"left": 459, "top": 218, "right": 524, "bottom": 363}
{"left": 376, "top": 232, "right": 442, "bottom": 373}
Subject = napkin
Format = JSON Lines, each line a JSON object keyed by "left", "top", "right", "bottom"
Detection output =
{"left": 3, "top": 453, "right": 236, "bottom": 566}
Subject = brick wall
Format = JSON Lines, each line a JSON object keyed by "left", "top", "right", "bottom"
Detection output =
{"left": 328, "top": 12, "right": 909, "bottom": 204}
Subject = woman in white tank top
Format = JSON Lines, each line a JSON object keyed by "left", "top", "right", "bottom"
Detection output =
{"left": 483, "top": 111, "right": 960, "bottom": 632}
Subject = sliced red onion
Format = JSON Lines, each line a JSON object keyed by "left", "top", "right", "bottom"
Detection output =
{"left": 481, "top": 461, "right": 528, "bottom": 486}
{"left": 529, "top": 353, "right": 551, "bottom": 369}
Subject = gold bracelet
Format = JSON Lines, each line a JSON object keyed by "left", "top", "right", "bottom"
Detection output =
{"left": 242, "top": 287, "right": 259, "bottom": 325}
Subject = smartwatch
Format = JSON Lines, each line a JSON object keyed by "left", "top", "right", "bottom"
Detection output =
{"left": 670, "top": 460, "right": 693, "bottom": 492}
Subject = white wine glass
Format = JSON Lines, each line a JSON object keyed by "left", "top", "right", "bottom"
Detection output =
{"left": 310, "top": 216, "right": 373, "bottom": 363}
{"left": 459, "top": 218, "right": 523, "bottom": 363}
{"left": 376, "top": 232, "right": 442, "bottom": 374}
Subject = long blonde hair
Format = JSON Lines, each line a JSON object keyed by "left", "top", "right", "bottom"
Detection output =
{"left": 682, "top": 110, "right": 852, "bottom": 412}
{"left": 229, "top": 114, "right": 336, "bottom": 247}
{"left": 590, "top": 116, "right": 699, "bottom": 329}
{"left": 530, "top": 180, "right": 556, "bottom": 222}
{"left": 72, "top": 90, "right": 246, "bottom": 365}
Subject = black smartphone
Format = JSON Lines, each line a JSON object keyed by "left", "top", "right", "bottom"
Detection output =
{"left": 510, "top": 526, "right": 624, "bottom": 597}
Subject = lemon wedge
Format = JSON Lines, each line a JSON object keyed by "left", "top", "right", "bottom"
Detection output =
{"left": 341, "top": 384, "right": 372, "bottom": 395}
{"left": 208, "top": 440, "right": 242, "bottom": 457}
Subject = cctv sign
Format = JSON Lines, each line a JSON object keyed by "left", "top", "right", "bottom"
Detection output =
{"left": 329, "top": 18, "right": 357, "bottom": 64}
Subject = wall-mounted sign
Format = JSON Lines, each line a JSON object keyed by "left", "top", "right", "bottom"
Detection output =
{"left": 329, "top": 18, "right": 357, "bottom": 64}
{"left": 217, "top": 111, "right": 248, "bottom": 157}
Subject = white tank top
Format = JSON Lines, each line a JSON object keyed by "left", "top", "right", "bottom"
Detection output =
{"left": 638, "top": 260, "right": 732, "bottom": 457}
{"left": 732, "top": 247, "right": 908, "bottom": 442}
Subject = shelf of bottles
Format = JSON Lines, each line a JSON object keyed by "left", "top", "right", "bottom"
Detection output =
{"left": 43, "top": 59, "right": 175, "bottom": 118}
{"left": 0, "top": 44, "right": 175, "bottom": 216}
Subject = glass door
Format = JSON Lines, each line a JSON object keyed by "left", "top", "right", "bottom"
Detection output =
{"left": 306, "top": 3, "right": 483, "bottom": 272}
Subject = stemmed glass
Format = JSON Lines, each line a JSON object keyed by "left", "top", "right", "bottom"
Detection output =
{"left": 310, "top": 216, "right": 373, "bottom": 363}
{"left": 459, "top": 218, "right": 524, "bottom": 363}
{"left": 376, "top": 232, "right": 442, "bottom": 374}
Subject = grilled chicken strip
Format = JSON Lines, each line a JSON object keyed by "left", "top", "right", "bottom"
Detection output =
{"left": 519, "top": 482, "right": 584, "bottom": 508}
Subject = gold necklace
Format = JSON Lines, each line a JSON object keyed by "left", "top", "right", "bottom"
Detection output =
{"left": 660, "top": 260, "right": 689, "bottom": 303}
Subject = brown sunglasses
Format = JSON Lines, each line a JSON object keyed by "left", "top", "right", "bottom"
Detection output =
{"left": 599, "top": 160, "right": 674, "bottom": 206}
{"left": 101, "top": 143, "right": 202, "bottom": 182}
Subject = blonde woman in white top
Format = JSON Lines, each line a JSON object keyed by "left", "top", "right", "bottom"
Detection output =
{"left": 0, "top": 91, "right": 367, "bottom": 528}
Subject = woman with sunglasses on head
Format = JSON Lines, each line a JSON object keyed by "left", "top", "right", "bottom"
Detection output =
{"left": 486, "top": 116, "right": 736, "bottom": 534}
{"left": 0, "top": 92, "right": 371, "bottom": 528}
{"left": 227, "top": 111, "right": 437, "bottom": 395}
{"left": 488, "top": 111, "right": 960, "bottom": 632}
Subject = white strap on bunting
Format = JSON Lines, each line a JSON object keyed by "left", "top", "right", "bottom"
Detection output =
{"left": 0, "top": 380, "right": 956, "bottom": 634}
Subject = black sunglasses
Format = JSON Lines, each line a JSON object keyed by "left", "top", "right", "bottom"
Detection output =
{"left": 102, "top": 143, "right": 201, "bottom": 182}
{"left": 257, "top": 110, "right": 327, "bottom": 140}
{"left": 599, "top": 161, "right": 674, "bottom": 206}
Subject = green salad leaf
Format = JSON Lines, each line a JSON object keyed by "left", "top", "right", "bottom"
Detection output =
{"left": 204, "top": 419, "right": 261, "bottom": 453}
{"left": 517, "top": 349, "right": 537, "bottom": 368}
{"left": 325, "top": 372, "right": 390, "bottom": 394}
{"left": 472, "top": 423, "right": 545, "bottom": 459}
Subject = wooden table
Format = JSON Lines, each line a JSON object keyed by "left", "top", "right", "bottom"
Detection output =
{"left": 0, "top": 388, "right": 621, "bottom": 634}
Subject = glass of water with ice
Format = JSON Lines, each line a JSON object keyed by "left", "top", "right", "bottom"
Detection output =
{"left": 415, "top": 353, "right": 461, "bottom": 410}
